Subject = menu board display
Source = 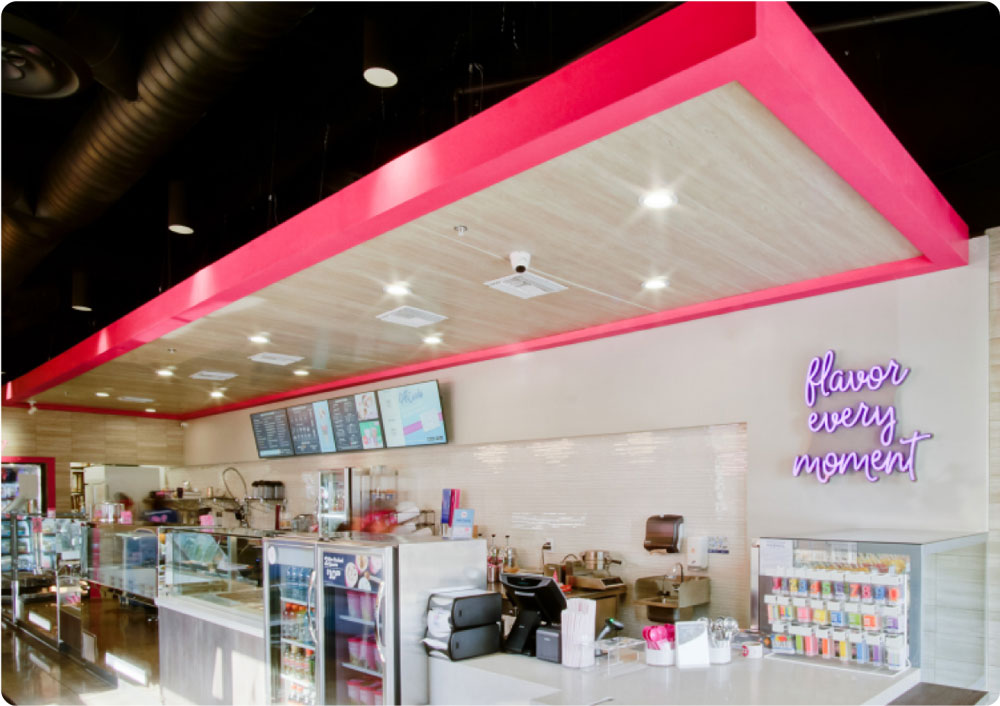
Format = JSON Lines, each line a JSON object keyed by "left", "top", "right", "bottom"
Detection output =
{"left": 330, "top": 394, "right": 385, "bottom": 451}
{"left": 287, "top": 401, "right": 337, "bottom": 455}
{"left": 377, "top": 381, "right": 447, "bottom": 448}
{"left": 250, "top": 409, "right": 295, "bottom": 458}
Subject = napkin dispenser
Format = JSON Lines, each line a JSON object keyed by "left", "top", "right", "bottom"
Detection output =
{"left": 423, "top": 589, "right": 503, "bottom": 661}
{"left": 643, "top": 514, "right": 684, "bottom": 553}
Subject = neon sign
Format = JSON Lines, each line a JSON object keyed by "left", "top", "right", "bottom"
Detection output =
{"left": 793, "top": 350, "right": 932, "bottom": 484}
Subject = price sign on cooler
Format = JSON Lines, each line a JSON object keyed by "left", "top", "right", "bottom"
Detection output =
{"left": 323, "top": 552, "right": 349, "bottom": 587}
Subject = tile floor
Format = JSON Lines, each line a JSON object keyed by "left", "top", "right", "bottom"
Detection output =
{"left": 0, "top": 626, "right": 160, "bottom": 705}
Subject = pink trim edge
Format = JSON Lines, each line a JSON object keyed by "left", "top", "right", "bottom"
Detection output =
{"left": 4, "top": 2, "right": 968, "bottom": 417}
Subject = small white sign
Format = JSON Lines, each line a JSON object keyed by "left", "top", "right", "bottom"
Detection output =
{"left": 248, "top": 352, "right": 305, "bottom": 366}
{"left": 760, "top": 538, "right": 794, "bottom": 575}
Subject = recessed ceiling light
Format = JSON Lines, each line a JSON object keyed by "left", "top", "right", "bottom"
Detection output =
{"left": 168, "top": 224, "right": 194, "bottom": 235}
{"left": 210, "top": 391, "right": 224, "bottom": 399}
{"left": 384, "top": 283, "right": 410, "bottom": 296}
{"left": 95, "top": 392, "right": 110, "bottom": 398}
{"left": 454, "top": 225, "right": 468, "bottom": 236}
{"left": 145, "top": 408, "right": 156, "bottom": 413}
{"left": 363, "top": 67, "right": 398, "bottom": 88}
{"left": 640, "top": 189, "right": 678, "bottom": 210}
{"left": 293, "top": 369, "right": 310, "bottom": 376}
{"left": 249, "top": 334, "right": 270, "bottom": 344}
{"left": 72, "top": 305, "right": 93, "bottom": 312}
{"left": 643, "top": 277, "right": 669, "bottom": 290}
{"left": 422, "top": 335, "right": 442, "bottom": 345}
{"left": 156, "top": 369, "right": 174, "bottom": 377}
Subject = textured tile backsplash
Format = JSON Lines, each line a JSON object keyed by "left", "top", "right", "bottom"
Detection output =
{"left": 169, "top": 422, "right": 749, "bottom": 636}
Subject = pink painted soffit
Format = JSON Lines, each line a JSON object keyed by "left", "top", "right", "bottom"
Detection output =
{"left": 4, "top": 2, "right": 967, "bottom": 415}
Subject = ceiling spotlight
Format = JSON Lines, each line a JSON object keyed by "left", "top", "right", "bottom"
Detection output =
{"left": 95, "top": 392, "right": 110, "bottom": 398}
{"left": 422, "top": 335, "right": 442, "bottom": 345}
{"left": 363, "top": 19, "right": 398, "bottom": 88}
{"left": 384, "top": 283, "right": 410, "bottom": 296}
{"left": 293, "top": 369, "right": 310, "bottom": 376}
{"left": 249, "top": 334, "right": 270, "bottom": 344}
{"left": 145, "top": 408, "right": 156, "bottom": 413}
{"left": 454, "top": 225, "right": 468, "bottom": 236}
{"left": 210, "top": 391, "right": 224, "bottom": 399}
{"left": 27, "top": 401, "right": 37, "bottom": 416}
{"left": 156, "top": 369, "right": 174, "bottom": 377}
{"left": 168, "top": 181, "right": 194, "bottom": 234}
{"left": 641, "top": 189, "right": 678, "bottom": 210}
{"left": 643, "top": 277, "right": 669, "bottom": 290}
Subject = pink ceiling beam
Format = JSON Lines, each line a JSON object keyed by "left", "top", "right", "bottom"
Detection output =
{"left": 4, "top": 2, "right": 967, "bottom": 414}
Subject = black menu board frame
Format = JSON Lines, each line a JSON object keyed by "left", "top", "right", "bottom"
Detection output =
{"left": 377, "top": 380, "right": 448, "bottom": 449}
{"left": 250, "top": 409, "right": 295, "bottom": 458}
{"left": 248, "top": 379, "right": 449, "bottom": 457}
{"left": 328, "top": 392, "right": 386, "bottom": 452}
{"left": 286, "top": 401, "right": 338, "bottom": 456}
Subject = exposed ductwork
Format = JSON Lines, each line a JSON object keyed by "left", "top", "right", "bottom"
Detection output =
{"left": 2, "top": 2, "right": 312, "bottom": 295}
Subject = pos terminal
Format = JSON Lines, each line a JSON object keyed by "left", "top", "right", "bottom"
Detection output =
{"left": 499, "top": 573, "right": 568, "bottom": 655}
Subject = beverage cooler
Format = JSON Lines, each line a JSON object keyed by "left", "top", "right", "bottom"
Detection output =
{"left": 265, "top": 533, "right": 486, "bottom": 705}
{"left": 751, "top": 529, "right": 988, "bottom": 688}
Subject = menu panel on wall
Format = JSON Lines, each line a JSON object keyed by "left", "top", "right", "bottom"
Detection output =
{"left": 329, "top": 394, "right": 385, "bottom": 451}
{"left": 287, "top": 401, "right": 337, "bottom": 455}
{"left": 377, "top": 381, "right": 447, "bottom": 448}
{"left": 250, "top": 409, "right": 295, "bottom": 458}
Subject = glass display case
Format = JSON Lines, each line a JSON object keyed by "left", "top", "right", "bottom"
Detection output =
{"left": 159, "top": 527, "right": 273, "bottom": 620}
{"left": 751, "top": 529, "right": 987, "bottom": 689}
{"left": 81, "top": 523, "right": 159, "bottom": 600}
{"left": 2, "top": 514, "right": 85, "bottom": 646}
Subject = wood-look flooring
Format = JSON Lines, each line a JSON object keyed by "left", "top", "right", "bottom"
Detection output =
{"left": 0, "top": 624, "right": 159, "bottom": 705}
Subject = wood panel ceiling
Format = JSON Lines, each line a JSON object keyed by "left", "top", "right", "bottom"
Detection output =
{"left": 30, "top": 82, "right": 919, "bottom": 415}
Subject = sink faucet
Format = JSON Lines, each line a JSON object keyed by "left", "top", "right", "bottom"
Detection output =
{"left": 661, "top": 562, "right": 684, "bottom": 595}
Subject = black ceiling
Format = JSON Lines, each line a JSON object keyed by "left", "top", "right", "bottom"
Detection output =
{"left": 3, "top": 2, "right": 998, "bottom": 385}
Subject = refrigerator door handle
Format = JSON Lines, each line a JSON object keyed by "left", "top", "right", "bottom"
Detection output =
{"left": 374, "top": 579, "right": 386, "bottom": 664}
{"left": 307, "top": 567, "right": 319, "bottom": 646}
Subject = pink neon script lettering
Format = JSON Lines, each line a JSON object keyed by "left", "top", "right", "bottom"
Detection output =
{"left": 807, "top": 401, "right": 898, "bottom": 447}
{"left": 792, "top": 430, "right": 932, "bottom": 484}
{"left": 804, "top": 350, "right": 910, "bottom": 407}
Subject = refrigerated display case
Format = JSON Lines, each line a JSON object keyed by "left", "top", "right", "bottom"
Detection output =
{"left": 317, "top": 468, "right": 398, "bottom": 537}
{"left": 263, "top": 533, "right": 486, "bottom": 705}
{"left": 264, "top": 536, "right": 321, "bottom": 706}
{"left": 158, "top": 527, "right": 274, "bottom": 703}
{"left": 751, "top": 529, "right": 987, "bottom": 689}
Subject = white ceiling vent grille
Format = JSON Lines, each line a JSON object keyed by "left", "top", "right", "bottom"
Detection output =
{"left": 248, "top": 352, "right": 305, "bottom": 366}
{"left": 376, "top": 306, "right": 448, "bottom": 328}
{"left": 484, "top": 272, "right": 568, "bottom": 299}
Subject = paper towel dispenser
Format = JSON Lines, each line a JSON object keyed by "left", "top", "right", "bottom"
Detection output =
{"left": 644, "top": 514, "right": 684, "bottom": 553}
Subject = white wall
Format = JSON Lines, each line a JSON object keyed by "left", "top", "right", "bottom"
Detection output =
{"left": 182, "top": 238, "right": 989, "bottom": 540}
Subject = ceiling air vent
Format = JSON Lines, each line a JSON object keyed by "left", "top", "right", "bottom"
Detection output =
{"left": 376, "top": 306, "right": 448, "bottom": 328}
{"left": 484, "top": 272, "right": 568, "bottom": 299}
{"left": 248, "top": 352, "right": 305, "bottom": 366}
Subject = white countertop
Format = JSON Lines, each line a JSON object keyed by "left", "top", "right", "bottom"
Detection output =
{"left": 429, "top": 651, "right": 919, "bottom": 705}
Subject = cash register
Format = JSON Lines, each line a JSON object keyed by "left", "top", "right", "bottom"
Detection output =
{"left": 499, "top": 573, "right": 568, "bottom": 655}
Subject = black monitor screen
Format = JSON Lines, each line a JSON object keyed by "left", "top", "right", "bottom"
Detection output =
{"left": 376, "top": 380, "right": 447, "bottom": 448}
{"left": 250, "top": 409, "right": 295, "bottom": 458}
{"left": 500, "top": 573, "right": 567, "bottom": 624}
{"left": 328, "top": 393, "right": 384, "bottom": 451}
{"left": 287, "top": 401, "right": 337, "bottom": 455}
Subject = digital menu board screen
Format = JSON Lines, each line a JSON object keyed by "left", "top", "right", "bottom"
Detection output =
{"left": 287, "top": 401, "right": 338, "bottom": 455}
{"left": 250, "top": 409, "right": 295, "bottom": 458}
{"left": 329, "top": 392, "right": 384, "bottom": 451}
{"left": 377, "top": 381, "right": 447, "bottom": 448}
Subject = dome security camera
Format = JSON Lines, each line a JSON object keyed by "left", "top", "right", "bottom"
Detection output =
{"left": 509, "top": 251, "right": 531, "bottom": 274}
